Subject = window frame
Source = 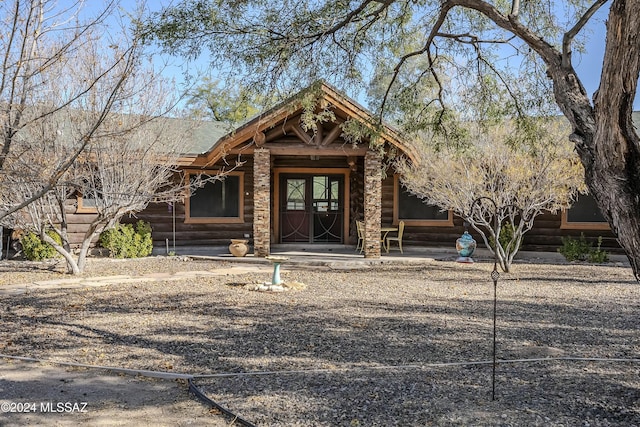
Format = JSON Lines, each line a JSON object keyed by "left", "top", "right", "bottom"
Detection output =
{"left": 393, "top": 174, "right": 454, "bottom": 226}
{"left": 76, "top": 193, "right": 98, "bottom": 214}
{"left": 561, "top": 194, "right": 610, "bottom": 230}
{"left": 185, "top": 170, "right": 245, "bottom": 224}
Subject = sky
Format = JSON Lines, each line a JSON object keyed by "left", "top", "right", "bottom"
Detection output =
{"left": 64, "top": 0, "right": 639, "bottom": 111}
{"left": 558, "top": 7, "right": 639, "bottom": 110}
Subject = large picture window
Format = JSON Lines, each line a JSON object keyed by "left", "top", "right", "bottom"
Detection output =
{"left": 186, "top": 171, "right": 244, "bottom": 223}
{"left": 561, "top": 193, "right": 609, "bottom": 230}
{"left": 393, "top": 175, "right": 453, "bottom": 226}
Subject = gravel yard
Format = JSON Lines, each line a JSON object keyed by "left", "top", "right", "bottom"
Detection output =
{"left": 1, "top": 256, "right": 640, "bottom": 426}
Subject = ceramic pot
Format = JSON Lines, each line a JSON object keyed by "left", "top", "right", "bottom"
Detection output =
{"left": 456, "top": 231, "right": 476, "bottom": 261}
{"left": 229, "top": 239, "right": 249, "bottom": 257}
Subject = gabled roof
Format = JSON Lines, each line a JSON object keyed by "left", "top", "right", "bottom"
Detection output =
{"left": 155, "top": 117, "right": 230, "bottom": 155}
{"left": 195, "top": 81, "right": 418, "bottom": 166}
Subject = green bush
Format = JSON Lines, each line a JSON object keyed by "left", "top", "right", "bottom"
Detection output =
{"left": 99, "top": 221, "right": 153, "bottom": 258}
{"left": 588, "top": 236, "right": 609, "bottom": 263}
{"left": 21, "top": 230, "right": 62, "bottom": 261}
{"left": 489, "top": 222, "right": 522, "bottom": 252}
{"left": 558, "top": 233, "right": 609, "bottom": 263}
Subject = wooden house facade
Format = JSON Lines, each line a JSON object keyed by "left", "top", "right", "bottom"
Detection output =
{"left": 144, "top": 82, "right": 428, "bottom": 258}
{"left": 65, "top": 83, "right": 621, "bottom": 256}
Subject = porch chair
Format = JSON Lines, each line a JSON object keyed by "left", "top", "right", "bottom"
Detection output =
{"left": 385, "top": 221, "right": 405, "bottom": 254}
{"left": 355, "top": 220, "right": 365, "bottom": 253}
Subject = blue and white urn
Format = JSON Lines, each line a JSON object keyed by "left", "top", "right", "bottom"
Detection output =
{"left": 456, "top": 231, "right": 476, "bottom": 263}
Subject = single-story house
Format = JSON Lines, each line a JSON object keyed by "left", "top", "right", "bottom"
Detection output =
{"left": 67, "top": 82, "right": 623, "bottom": 256}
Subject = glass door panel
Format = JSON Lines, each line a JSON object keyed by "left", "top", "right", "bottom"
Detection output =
{"left": 281, "top": 178, "right": 310, "bottom": 242}
{"left": 312, "top": 176, "right": 342, "bottom": 243}
{"left": 280, "top": 174, "right": 343, "bottom": 243}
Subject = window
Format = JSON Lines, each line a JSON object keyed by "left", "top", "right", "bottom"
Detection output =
{"left": 561, "top": 193, "right": 609, "bottom": 230}
{"left": 393, "top": 175, "right": 453, "bottom": 226}
{"left": 76, "top": 192, "right": 98, "bottom": 213}
{"left": 313, "top": 176, "right": 340, "bottom": 211}
{"left": 76, "top": 180, "right": 102, "bottom": 214}
{"left": 286, "top": 178, "right": 306, "bottom": 210}
{"left": 185, "top": 171, "right": 244, "bottom": 223}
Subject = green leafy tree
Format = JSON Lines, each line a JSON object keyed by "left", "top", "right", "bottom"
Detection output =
{"left": 142, "top": 0, "right": 640, "bottom": 278}
{"left": 185, "top": 77, "right": 262, "bottom": 126}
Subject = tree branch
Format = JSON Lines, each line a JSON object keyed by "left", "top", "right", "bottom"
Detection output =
{"left": 443, "top": 0, "right": 561, "bottom": 67}
{"left": 562, "top": 0, "right": 610, "bottom": 68}
{"left": 510, "top": 0, "right": 520, "bottom": 19}
{"left": 379, "top": 2, "right": 453, "bottom": 120}
{"left": 436, "top": 32, "right": 516, "bottom": 45}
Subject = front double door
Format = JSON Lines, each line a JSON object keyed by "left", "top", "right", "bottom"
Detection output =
{"left": 280, "top": 174, "right": 344, "bottom": 243}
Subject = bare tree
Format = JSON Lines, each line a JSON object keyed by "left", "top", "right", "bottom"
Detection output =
{"left": 398, "top": 121, "right": 586, "bottom": 272}
{"left": 1, "top": 61, "right": 213, "bottom": 274}
{"left": 0, "top": 1, "right": 223, "bottom": 274}
{"left": 69, "top": 113, "right": 201, "bottom": 273}
{"left": 0, "top": 0, "right": 139, "bottom": 221}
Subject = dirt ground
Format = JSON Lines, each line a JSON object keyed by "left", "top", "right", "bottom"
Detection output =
{"left": 1, "top": 255, "right": 639, "bottom": 426}
{"left": 0, "top": 358, "right": 224, "bottom": 426}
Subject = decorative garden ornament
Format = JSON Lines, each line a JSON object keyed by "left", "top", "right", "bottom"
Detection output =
{"left": 265, "top": 255, "right": 289, "bottom": 285}
{"left": 229, "top": 239, "right": 249, "bottom": 257}
{"left": 456, "top": 231, "right": 476, "bottom": 263}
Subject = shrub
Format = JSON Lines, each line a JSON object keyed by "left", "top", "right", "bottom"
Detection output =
{"left": 489, "top": 222, "right": 522, "bottom": 252}
{"left": 588, "top": 236, "right": 610, "bottom": 263}
{"left": 558, "top": 233, "right": 609, "bottom": 263}
{"left": 21, "top": 230, "right": 62, "bottom": 261}
{"left": 99, "top": 221, "right": 153, "bottom": 258}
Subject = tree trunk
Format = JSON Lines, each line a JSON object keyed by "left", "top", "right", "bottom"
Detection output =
{"left": 546, "top": 0, "right": 640, "bottom": 279}
{"left": 589, "top": 0, "right": 640, "bottom": 279}
{"left": 41, "top": 233, "right": 80, "bottom": 275}
{"left": 77, "top": 226, "right": 101, "bottom": 273}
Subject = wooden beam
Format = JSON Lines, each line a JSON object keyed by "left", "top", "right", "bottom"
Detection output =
{"left": 201, "top": 81, "right": 419, "bottom": 166}
{"left": 189, "top": 144, "right": 368, "bottom": 166}
{"left": 266, "top": 145, "right": 367, "bottom": 156}
{"left": 321, "top": 124, "right": 342, "bottom": 146}
{"left": 265, "top": 126, "right": 284, "bottom": 142}
{"left": 203, "top": 105, "right": 304, "bottom": 164}
{"left": 291, "top": 123, "right": 313, "bottom": 145}
{"left": 265, "top": 121, "right": 295, "bottom": 142}
{"left": 315, "top": 122, "right": 323, "bottom": 145}
{"left": 253, "top": 131, "right": 266, "bottom": 147}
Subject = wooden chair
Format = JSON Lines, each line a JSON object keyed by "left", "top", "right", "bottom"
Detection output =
{"left": 355, "top": 220, "right": 365, "bottom": 253}
{"left": 385, "top": 221, "right": 405, "bottom": 253}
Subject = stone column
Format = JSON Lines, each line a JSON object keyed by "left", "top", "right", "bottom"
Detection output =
{"left": 363, "top": 150, "right": 382, "bottom": 258}
{"left": 253, "top": 148, "right": 271, "bottom": 257}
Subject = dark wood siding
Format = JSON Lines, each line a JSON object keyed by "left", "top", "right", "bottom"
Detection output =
{"left": 130, "top": 158, "right": 255, "bottom": 248}
{"left": 519, "top": 211, "right": 620, "bottom": 253}
{"left": 64, "top": 200, "right": 99, "bottom": 246}
{"left": 380, "top": 174, "right": 622, "bottom": 253}
{"left": 381, "top": 174, "right": 466, "bottom": 247}
{"left": 61, "top": 153, "right": 622, "bottom": 254}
